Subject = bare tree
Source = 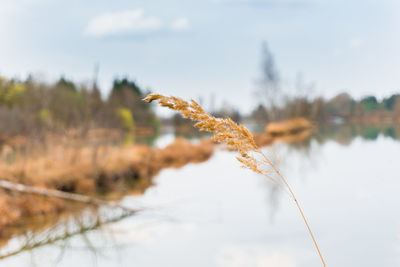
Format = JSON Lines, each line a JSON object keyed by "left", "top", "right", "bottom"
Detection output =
{"left": 256, "top": 41, "right": 281, "bottom": 121}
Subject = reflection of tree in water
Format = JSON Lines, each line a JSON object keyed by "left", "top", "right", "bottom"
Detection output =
{"left": 317, "top": 123, "right": 400, "bottom": 145}
{"left": 264, "top": 183, "right": 281, "bottom": 223}
{"left": 260, "top": 136, "right": 324, "bottom": 222}
{"left": 0, "top": 206, "right": 135, "bottom": 266}
{"left": 383, "top": 126, "right": 397, "bottom": 139}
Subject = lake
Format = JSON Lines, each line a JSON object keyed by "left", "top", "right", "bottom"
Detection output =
{"left": 1, "top": 132, "right": 399, "bottom": 267}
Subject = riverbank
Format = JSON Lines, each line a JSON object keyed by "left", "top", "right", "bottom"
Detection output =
{"left": 0, "top": 138, "right": 214, "bottom": 231}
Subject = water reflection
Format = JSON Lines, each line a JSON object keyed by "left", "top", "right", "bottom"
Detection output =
{"left": 1, "top": 127, "right": 400, "bottom": 267}
{"left": 317, "top": 123, "right": 400, "bottom": 145}
{"left": 0, "top": 206, "right": 134, "bottom": 266}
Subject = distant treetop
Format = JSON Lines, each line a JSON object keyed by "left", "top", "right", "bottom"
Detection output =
{"left": 56, "top": 77, "right": 77, "bottom": 92}
{"left": 112, "top": 78, "right": 142, "bottom": 96}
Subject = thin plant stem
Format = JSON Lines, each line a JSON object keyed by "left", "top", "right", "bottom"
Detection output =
{"left": 258, "top": 149, "right": 326, "bottom": 267}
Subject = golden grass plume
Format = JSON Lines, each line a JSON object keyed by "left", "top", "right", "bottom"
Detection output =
{"left": 144, "top": 94, "right": 263, "bottom": 174}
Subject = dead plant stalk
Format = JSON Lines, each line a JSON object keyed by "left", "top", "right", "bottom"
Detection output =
{"left": 144, "top": 94, "right": 326, "bottom": 267}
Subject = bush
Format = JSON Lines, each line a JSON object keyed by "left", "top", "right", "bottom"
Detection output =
{"left": 115, "top": 107, "right": 135, "bottom": 131}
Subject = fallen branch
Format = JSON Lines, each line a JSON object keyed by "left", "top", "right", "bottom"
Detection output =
{"left": 0, "top": 180, "right": 138, "bottom": 214}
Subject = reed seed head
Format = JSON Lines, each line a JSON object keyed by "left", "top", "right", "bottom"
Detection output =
{"left": 144, "top": 94, "right": 266, "bottom": 175}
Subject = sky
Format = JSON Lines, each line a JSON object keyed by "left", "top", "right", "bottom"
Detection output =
{"left": 1, "top": 0, "right": 400, "bottom": 113}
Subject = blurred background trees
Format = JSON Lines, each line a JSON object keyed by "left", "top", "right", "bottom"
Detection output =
{"left": 0, "top": 69, "right": 399, "bottom": 143}
{"left": 0, "top": 76, "right": 159, "bottom": 140}
{"left": 251, "top": 42, "right": 400, "bottom": 125}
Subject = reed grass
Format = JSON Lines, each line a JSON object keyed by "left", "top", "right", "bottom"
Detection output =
{"left": 144, "top": 93, "right": 326, "bottom": 266}
{"left": 0, "top": 138, "right": 214, "bottom": 229}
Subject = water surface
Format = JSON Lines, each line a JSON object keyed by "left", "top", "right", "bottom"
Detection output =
{"left": 1, "top": 135, "right": 400, "bottom": 267}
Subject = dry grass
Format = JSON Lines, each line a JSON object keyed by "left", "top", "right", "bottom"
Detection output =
{"left": 252, "top": 120, "right": 315, "bottom": 147}
{"left": 253, "top": 132, "right": 274, "bottom": 147}
{"left": 272, "top": 128, "right": 315, "bottom": 144}
{"left": 0, "top": 138, "right": 214, "bottom": 229}
{"left": 0, "top": 139, "right": 213, "bottom": 192}
{"left": 144, "top": 94, "right": 326, "bottom": 267}
{"left": 265, "top": 117, "right": 316, "bottom": 136}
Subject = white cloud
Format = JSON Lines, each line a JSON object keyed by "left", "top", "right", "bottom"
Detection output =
{"left": 84, "top": 9, "right": 162, "bottom": 37}
{"left": 170, "top": 18, "right": 190, "bottom": 31}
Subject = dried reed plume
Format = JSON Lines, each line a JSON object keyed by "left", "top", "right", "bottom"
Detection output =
{"left": 144, "top": 93, "right": 326, "bottom": 266}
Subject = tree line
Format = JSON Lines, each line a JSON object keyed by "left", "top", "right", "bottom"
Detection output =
{"left": 0, "top": 75, "right": 159, "bottom": 139}
{"left": 251, "top": 92, "right": 400, "bottom": 124}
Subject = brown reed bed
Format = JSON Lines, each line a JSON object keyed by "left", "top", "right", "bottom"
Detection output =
{"left": 265, "top": 117, "right": 316, "bottom": 136}
{"left": 144, "top": 94, "right": 326, "bottom": 267}
{"left": 0, "top": 138, "right": 214, "bottom": 229}
{"left": 252, "top": 117, "right": 315, "bottom": 147}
